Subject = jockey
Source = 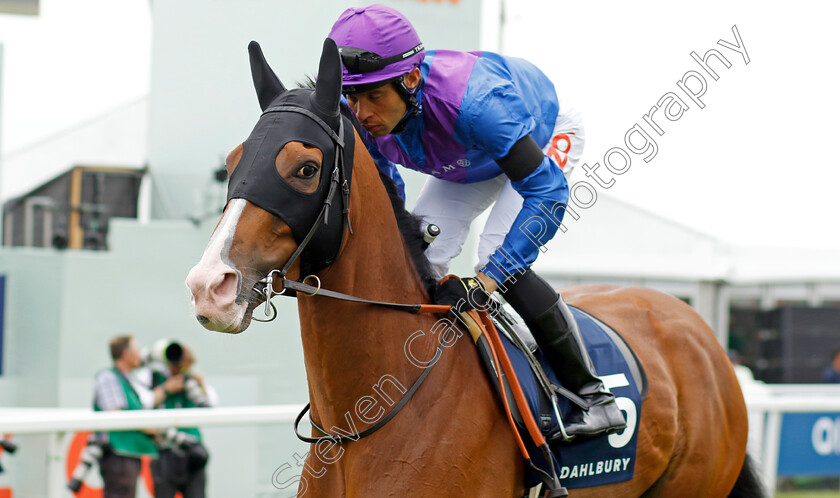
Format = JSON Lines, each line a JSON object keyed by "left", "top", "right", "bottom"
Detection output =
{"left": 328, "top": 4, "right": 625, "bottom": 441}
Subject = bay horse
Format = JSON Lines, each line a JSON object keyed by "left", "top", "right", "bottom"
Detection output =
{"left": 185, "top": 38, "right": 761, "bottom": 497}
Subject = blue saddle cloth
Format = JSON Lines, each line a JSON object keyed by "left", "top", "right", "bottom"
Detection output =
{"left": 499, "top": 307, "right": 643, "bottom": 489}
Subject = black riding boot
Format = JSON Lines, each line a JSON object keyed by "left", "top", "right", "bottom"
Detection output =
{"left": 501, "top": 269, "right": 626, "bottom": 441}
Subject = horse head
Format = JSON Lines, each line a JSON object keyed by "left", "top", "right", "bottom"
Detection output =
{"left": 185, "top": 38, "right": 352, "bottom": 333}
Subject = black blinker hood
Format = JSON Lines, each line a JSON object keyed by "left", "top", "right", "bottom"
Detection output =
{"left": 227, "top": 39, "right": 354, "bottom": 276}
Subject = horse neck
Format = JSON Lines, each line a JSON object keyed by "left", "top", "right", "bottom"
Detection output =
{"left": 296, "top": 133, "right": 440, "bottom": 425}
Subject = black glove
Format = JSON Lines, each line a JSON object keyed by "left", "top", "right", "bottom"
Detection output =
{"left": 433, "top": 276, "right": 491, "bottom": 313}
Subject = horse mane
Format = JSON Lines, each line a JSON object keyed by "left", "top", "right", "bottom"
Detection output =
{"left": 297, "top": 77, "right": 437, "bottom": 294}
{"left": 373, "top": 163, "right": 438, "bottom": 295}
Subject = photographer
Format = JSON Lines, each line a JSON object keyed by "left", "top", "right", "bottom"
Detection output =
{"left": 149, "top": 340, "right": 216, "bottom": 498}
{"left": 92, "top": 335, "right": 181, "bottom": 498}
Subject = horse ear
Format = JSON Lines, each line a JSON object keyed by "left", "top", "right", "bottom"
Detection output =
{"left": 312, "top": 38, "right": 342, "bottom": 115}
{"left": 248, "top": 41, "right": 286, "bottom": 111}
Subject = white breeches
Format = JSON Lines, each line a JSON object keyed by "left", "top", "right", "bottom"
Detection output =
{"left": 413, "top": 111, "right": 585, "bottom": 281}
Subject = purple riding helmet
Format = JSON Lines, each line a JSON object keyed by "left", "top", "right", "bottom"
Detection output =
{"left": 328, "top": 4, "right": 425, "bottom": 132}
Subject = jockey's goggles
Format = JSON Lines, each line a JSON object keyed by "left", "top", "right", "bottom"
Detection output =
{"left": 338, "top": 43, "right": 424, "bottom": 74}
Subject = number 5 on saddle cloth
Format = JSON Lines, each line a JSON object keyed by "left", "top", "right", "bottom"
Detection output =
{"left": 460, "top": 300, "right": 647, "bottom": 493}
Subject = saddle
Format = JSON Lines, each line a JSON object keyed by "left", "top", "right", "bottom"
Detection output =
{"left": 463, "top": 299, "right": 647, "bottom": 494}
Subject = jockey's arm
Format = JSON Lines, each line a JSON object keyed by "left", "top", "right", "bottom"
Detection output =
{"left": 477, "top": 135, "right": 569, "bottom": 291}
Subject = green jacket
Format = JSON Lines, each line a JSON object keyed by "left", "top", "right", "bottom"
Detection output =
{"left": 94, "top": 368, "right": 159, "bottom": 458}
{"left": 153, "top": 370, "right": 203, "bottom": 442}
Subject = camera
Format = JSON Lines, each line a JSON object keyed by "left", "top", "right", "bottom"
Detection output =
{"left": 142, "top": 339, "right": 184, "bottom": 368}
{"left": 0, "top": 439, "right": 17, "bottom": 454}
{"left": 156, "top": 427, "right": 199, "bottom": 449}
{"left": 182, "top": 375, "right": 210, "bottom": 407}
{"left": 144, "top": 339, "right": 211, "bottom": 407}
{"left": 0, "top": 438, "right": 18, "bottom": 474}
{"left": 67, "top": 435, "right": 105, "bottom": 492}
{"left": 156, "top": 428, "right": 209, "bottom": 472}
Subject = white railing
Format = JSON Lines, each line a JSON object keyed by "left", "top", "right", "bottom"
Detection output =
{"left": 4, "top": 386, "right": 840, "bottom": 497}
{"left": 743, "top": 384, "right": 840, "bottom": 495}
{"left": 1, "top": 405, "right": 303, "bottom": 434}
{"left": 0, "top": 405, "right": 304, "bottom": 497}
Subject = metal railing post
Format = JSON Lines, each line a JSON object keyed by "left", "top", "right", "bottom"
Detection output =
{"left": 761, "top": 410, "right": 782, "bottom": 496}
{"left": 46, "top": 431, "right": 66, "bottom": 498}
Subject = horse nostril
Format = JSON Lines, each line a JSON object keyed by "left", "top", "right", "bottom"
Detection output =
{"left": 213, "top": 271, "right": 240, "bottom": 300}
{"left": 196, "top": 315, "right": 210, "bottom": 325}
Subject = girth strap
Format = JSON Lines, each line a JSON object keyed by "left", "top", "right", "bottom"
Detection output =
{"left": 469, "top": 309, "right": 567, "bottom": 496}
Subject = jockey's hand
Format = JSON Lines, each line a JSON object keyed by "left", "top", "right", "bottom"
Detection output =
{"left": 433, "top": 276, "right": 491, "bottom": 314}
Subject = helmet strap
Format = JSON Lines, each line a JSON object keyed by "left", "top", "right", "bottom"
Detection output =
{"left": 390, "top": 75, "right": 421, "bottom": 135}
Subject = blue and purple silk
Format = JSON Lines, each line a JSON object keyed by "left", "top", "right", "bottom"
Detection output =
{"left": 365, "top": 50, "right": 570, "bottom": 284}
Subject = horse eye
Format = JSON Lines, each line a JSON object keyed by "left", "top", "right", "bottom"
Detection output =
{"left": 295, "top": 164, "right": 319, "bottom": 179}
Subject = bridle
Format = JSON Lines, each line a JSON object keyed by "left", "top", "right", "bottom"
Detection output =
{"left": 251, "top": 103, "right": 449, "bottom": 322}
{"left": 242, "top": 101, "right": 451, "bottom": 445}
{"left": 249, "top": 103, "right": 352, "bottom": 323}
